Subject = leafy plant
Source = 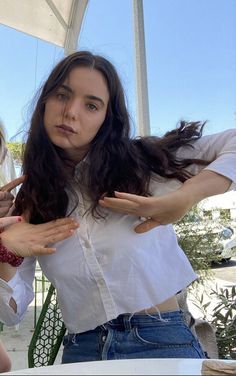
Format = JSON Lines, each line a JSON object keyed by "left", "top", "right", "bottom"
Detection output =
{"left": 7, "top": 141, "right": 24, "bottom": 166}
{"left": 174, "top": 205, "right": 222, "bottom": 276}
{"left": 210, "top": 285, "right": 236, "bottom": 359}
{"left": 187, "top": 283, "right": 236, "bottom": 360}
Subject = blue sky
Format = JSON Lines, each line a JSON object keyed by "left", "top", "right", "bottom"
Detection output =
{"left": 0, "top": 0, "right": 235, "bottom": 142}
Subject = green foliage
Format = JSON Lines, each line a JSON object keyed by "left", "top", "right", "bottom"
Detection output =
{"left": 188, "top": 283, "right": 236, "bottom": 359}
{"left": 7, "top": 142, "right": 24, "bottom": 166}
{"left": 174, "top": 205, "right": 223, "bottom": 276}
{"left": 210, "top": 285, "right": 236, "bottom": 359}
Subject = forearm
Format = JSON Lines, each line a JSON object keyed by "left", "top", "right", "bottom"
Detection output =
{"left": 0, "top": 264, "right": 18, "bottom": 312}
{"left": 0, "top": 258, "right": 36, "bottom": 323}
{"left": 180, "top": 170, "right": 232, "bottom": 207}
{"left": 0, "top": 263, "right": 17, "bottom": 282}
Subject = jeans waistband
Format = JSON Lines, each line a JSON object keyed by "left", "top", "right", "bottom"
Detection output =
{"left": 105, "top": 310, "right": 183, "bottom": 328}
{"left": 67, "top": 310, "right": 183, "bottom": 337}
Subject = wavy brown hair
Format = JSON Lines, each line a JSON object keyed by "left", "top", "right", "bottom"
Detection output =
{"left": 14, "top": 51, "right": 208, "bottom": 223}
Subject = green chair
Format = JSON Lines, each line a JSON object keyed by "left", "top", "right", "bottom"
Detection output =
{"left": 28, "top": 284, "right": 66, "bottom": 368}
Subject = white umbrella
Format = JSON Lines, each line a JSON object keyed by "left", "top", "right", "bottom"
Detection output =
{"left": 0, "top": 0, "right": 88, "bottom": 55}
{"left": 0, "top": 0, "right": 150, "bottom": 135}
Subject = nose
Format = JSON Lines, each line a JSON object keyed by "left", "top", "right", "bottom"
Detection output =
{"left": 64, "top": 99, "right": 80, "bottom": 121}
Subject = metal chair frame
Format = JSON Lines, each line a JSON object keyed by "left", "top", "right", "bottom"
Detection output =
{"left": 28, "top": 284, "right": 66, "bottom": 368}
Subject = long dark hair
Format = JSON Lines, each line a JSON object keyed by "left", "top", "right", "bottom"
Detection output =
{"left": 14, "top": 51, "right": 208, "bottom": 223}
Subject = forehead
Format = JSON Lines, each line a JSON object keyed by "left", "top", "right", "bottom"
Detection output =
{"left": 62, "top": 66, "right": 109, "bottom": 101}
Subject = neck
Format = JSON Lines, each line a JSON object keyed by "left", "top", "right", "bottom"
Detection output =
{"left": 65, "top": 148, "right": 89, "bottom": 164}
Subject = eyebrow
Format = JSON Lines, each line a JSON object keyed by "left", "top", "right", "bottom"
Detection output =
{"left": 60, "top": 84, "right": 105, "bottom": 107}
{"left": 86, "top": 95, "right": 105, "bottom": 107}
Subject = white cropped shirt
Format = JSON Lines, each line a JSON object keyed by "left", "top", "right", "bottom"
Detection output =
{"left": 0, "top": 129, "right": 236, "bottom": 333}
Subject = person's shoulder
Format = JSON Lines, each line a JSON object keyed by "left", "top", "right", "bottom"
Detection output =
{"left": 201, "top": 128, "right": 236, "bottom": 138}
{"left": 0, "top": 145, "right": 7, "bottom": 165}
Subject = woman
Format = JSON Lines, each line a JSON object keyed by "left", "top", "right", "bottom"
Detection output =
{"left": 0, "top": 51, "right": 235, "bottom": 362}
{"left": 0, "top": 122, "right": 26, "bottom": 373}
{"left": 0, "top": 121, "right": 18, "bottom": 216}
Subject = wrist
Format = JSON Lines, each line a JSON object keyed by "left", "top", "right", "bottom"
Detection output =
{"left": 0, "top": 230, "right": 24, "bottom": 267}
{"left": 182, "top": 171, "right": 232, "bottom": 205}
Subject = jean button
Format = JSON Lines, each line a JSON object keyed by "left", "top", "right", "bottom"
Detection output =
{"left": 102, "top": 335, "right": 106, "bottom": 342}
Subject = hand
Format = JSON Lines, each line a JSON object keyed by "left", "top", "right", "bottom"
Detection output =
{"left": 0, "top": 216, "right": 22, "bottom": 228}
{"left": 0, "top": 176, "right": 25, "bottom": 217}
{"left": 99, "top": 190, "right": 193, "bottom": 233}
{"left": 0, "top": 217, "right": 79, "bottom": 257}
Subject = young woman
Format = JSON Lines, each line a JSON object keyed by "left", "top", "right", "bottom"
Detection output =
{"left": 0, "top": 121, "right": 18, "bottom": 216}
{"left": 0, "top": 51, "right": 235, "bottom": 363}
{"left": 0, "top": 122, "right": 15, "bottom": 373}
{"left": 0, "top": 123, "right": 78, "bottom": 371}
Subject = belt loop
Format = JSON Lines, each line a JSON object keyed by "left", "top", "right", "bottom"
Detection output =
{"left": 71, "top": 333, "right": 77, "bottom": 344}
{"left": 124, "top": 313, "right": 133, "bottom": 330}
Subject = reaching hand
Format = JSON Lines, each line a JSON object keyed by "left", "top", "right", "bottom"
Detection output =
{"left": 0, "top": 176, "right": 25, "bottom": 217}
{"left": 99, "top": 190, "right": 193, "bottom": 233}
{"left": 0, "top": 217, "right": 79, "bottom": 257}
{"left": 0, "top": 216, "right": 22, "bottom": 228}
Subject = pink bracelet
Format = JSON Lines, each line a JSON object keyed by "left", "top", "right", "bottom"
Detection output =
{"left": 0, "top": 230, "right": 24, "bottom": 267}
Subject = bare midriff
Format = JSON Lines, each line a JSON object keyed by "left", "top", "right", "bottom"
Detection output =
{"left": 138, "top": 295, "right": 180, "bottom": 314}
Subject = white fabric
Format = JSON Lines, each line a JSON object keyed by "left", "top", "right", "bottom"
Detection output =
{"left": 0, "top": 147, "right": 16, "bottom": 187}
{"left": 0, "top": 0, "right": 88, "bottom": 55}
{"left": 0, "top": 129, "right": 236, "bottom": 333}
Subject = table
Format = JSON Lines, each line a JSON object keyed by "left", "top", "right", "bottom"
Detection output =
{"left": 3, "top": 358, "right": 236, "bottom": 375}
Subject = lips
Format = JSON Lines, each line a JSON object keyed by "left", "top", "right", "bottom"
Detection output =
{"left": 56, "top": 124, "right": 77, "bottom": 134}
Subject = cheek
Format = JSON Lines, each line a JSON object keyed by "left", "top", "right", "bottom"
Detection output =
{"left": 44, "top": 102, "right": 60, "bottom": 128}
{"left": 86, "top": 115, "right": 105, "bottom": 136}
{"left": 93, "top": 122, "right": 104, "bottom": 136}
{"left": 95, "top": 112, "right": 107, "bottom": 131}
{"left": 44, "top": 103, "right": 51, "bottom": 125}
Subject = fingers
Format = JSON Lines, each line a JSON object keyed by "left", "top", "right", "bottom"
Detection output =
{"left": 40, "top": 219, "right": 79, "bottom": 239}
{"left": 44, "top": 228, "right": 76, "bottom": 244}
{"left": 30, "top": 245, "right": 57, "bottom": 257}
{"left": 0, "top": 176, "right": 25, "bottom": 193}
{"left": 0, "top": 200, "right": 14, "bottom": 210}
{"left": 43, "top": 222, "right": 79, "bottom": 237}
{"left": 99, "top": 197, "right": 138, "bottom": 212}
{"left": 0, "top": 191, "right": 14, "bottom": 201}
{"left": 26, "top": 224, "right": 77, "bottom": 256}
{"left": 52, "top": 218, "right": 79, "bottom": 228}
{"left": 35, "top": 217, "right": 79, "bottom": 232}
{"left": 134, "top": 218, "right": 161, "bottom": 234}
{"left": 114, "top": 191, "right": 142, "bottom": 202}
{"left": 0, "top": 192, "right": 15, "bottom": 218}
{"left": 0, "top": 216, "right": 22, "bottom": 228}
{"left": 0, "top": 207, "right": 13, "bottom": 217}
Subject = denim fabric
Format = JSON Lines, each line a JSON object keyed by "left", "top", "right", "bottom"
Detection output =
{"left": 62, "top": 310, "right": 206, "bottom": 364}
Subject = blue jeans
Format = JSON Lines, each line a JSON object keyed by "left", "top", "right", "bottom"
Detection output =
{"left": 62, "top": 310, "right": 206, "bottom": 363}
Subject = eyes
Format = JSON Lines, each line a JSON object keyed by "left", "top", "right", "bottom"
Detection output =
{"left": 86, "top": 103, "right": 98, "bottom": 111}
{"left": 56, "top": 92, "right": 69, "bottom": 101}
{"left": 55, "top": 91, "right": 98, "bottom": 112}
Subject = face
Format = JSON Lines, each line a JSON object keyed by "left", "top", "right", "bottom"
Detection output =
{"left": 44, "top": 66, "right": 109, "bottom": 162}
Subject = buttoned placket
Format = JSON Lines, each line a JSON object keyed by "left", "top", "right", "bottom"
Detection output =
{"left": 77, "top": 190, "right": 118, "bottom": 320}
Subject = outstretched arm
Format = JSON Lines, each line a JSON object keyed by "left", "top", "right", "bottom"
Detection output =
{"left": 99, "top": 170, "right": 232, "bottom": 233}
{"left": 0, "top": 178, "right": 80, "bottom": 323}
{"left": 0, "top": 217, "right": 79, "bottom": 281}
{"left": 100, "top": 129, "right": 236, "bottom": 233}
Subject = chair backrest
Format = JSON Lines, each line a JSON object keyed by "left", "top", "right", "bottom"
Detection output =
{"left": 28, "top": 284, "right": 66, "bottom": 368}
